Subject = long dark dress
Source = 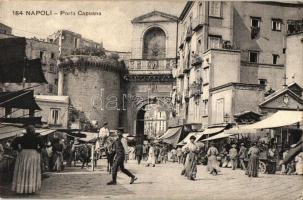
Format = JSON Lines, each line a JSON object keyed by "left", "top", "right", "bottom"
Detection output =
{"left": 247, "top": 146, "right": 260, "bottom": 177}
{"left": 11, "top": 133, "right": 42, "bottom": 194}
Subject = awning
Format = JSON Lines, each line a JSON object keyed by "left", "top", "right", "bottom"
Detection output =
{"left": 0, "top": 124, "right": 23, "bottom": 140}
{"left": 224, "top": 126, "right": 258, "bottom": 135}
{"left": 0, "top": 90, "right": 41, "bottom": 110}
{"left": 159, "top": 127, "right": 182, "bottom": 145}
{"left": 21, "top": 128, "right": 56, "bottom": 136}
{"left": 177, "top": 132, "right": 200, "bottom": 146}
{"left": 202, "top": 132, "right": 232, "bottom": 141}
{"left": 0, "top": 117, "right": 42, "bottom": 125}
{"left": 240, "top": 111, "right": 303, "bottom": 130}
{"left": 0, "top": 38, "right": 47, "bottom": 83}
{"left": 195, "top": 127, "right": 225, "bottom": 142}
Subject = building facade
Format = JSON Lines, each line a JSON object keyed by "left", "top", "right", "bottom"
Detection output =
{"left": 123, "top": 11, "right": 178, "bottom": 138}
{"left": 0, "top": 26, "right": 59, "bottom": 96}
{"left": 172, "top": 1, "right": 303, "bottom": 129}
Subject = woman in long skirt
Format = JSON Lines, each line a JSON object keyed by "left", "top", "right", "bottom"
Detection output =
{"left": 11, "top": 125, "right": 42, "bottom": 194}
{"left": 182, "top": 136, "right": 199, "bottom": 180}
{"left": 146, "top": 144, "right": 156, "bottom": 167}
{"left": 247, "top": 143, "right": 260, "bottom": 177}
{"left": 207, "top": 142, "right": 220, "bottom": 175}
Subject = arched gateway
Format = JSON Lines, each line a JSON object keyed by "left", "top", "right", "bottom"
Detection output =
{"left": 123, "top": 11, "right": 178, "bottom": 142}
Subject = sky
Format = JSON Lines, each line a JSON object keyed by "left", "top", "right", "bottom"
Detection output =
{"left": 0, "top": 0, "right": 186, "bottom": 52}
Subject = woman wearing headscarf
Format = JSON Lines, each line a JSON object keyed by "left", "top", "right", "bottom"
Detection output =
{"left": 207, "top": 142, "right": 220, "bottom": 176}
{"left": 11, "top": 125, "right": 42, "bottom": 194}
{"left": 146, "top": 143, "right": 156, "bottom": 167}
{"left": 181, "top": 135, "right": 199, "bottom": 181}
{"left": 247, "top": 142, "right": 260, "bottom": 177}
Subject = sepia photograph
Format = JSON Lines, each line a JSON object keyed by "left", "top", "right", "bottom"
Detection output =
{"left": 0, "top": 0, "right": 302, "bottom": 199}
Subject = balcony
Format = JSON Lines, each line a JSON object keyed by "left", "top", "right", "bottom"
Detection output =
{"left": 191, "top": 53, "right": 203, "bottom": 67}
{"left": 128, "top": 58, "right": 175, "bottom": 75}
{"left": 192, "top": 16, "right": 204, "bottom": 32}
{"left": 287, "top": 19, "right": 303, "bottom": 35}
{"left": 190, "top": 81, "right": 202, "bottom": 98}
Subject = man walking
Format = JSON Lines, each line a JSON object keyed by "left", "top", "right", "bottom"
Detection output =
{"left": 107, "top": 128, "right": 137, "bottom": 185}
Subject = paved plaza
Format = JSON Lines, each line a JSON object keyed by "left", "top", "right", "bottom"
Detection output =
{"left": 1, "top": 159, "right": 302, "bottom": 200}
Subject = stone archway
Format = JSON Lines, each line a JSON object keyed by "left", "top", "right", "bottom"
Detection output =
{"left": 134, "top": 97, "right": 173, "bottom": 143}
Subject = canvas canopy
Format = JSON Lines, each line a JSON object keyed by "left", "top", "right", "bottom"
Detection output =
{"left": 177, "top": 132, "right": 199, "bottom": 145}
{"left": 159, "top": 127, "right": 182, "bottom": 145}
{"left": 195, "top": 127, "right": 225, "bottom": 142}
{"left": 21, "top": 128, "right": 56, "bottom": 136}
{"left": 0, "top": 124, "right": 23, "bottom": 140}
{"left": 202, "top": 131, "right": 236, "bottom": 141}
{"left": 240, "top": 111, "right": 303, "bottom": 130}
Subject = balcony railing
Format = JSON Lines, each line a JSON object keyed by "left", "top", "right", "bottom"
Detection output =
{"left": 287, "top": 20, "right": 303, "bottom": 35}
{"left": 190, "top": 81, "right": 202, "bottom": 97}
{"left": 129, "top": 58, "right": 176, "bottom": 72}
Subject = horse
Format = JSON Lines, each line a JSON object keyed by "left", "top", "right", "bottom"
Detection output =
{"left": 102, "top": 137, "right": 115, "bottom": 174}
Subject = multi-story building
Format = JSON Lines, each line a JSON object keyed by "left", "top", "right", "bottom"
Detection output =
{"left": 0, "top": 25, "right": 59, "bottom": 95}
{"left": 173, "top": 1, "right": 303, "bottom": 129}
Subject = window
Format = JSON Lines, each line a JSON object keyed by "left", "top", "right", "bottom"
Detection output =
{"left": 208, "top": 35, "right": 222, "bottom": 49}
{"left": 197, "top": 38, "right": 202, "bottom": 54}
{"left": 209, "top": 1, "right": 222, "bottom": 18}
{"left": 50, "top": 108, "right": 60, "bottom": 125}
{"left": 40, "top": 51, "right": 44, "bottom": 59}
{"left": 74, "top": 37, "right": 79, "bottom": 48}
{"left": 251, "top": 17, "right": 261, "bottom": 28}
{"left": 272, "top": 19, "right": 282, "bottom": 31}
{"left": 48, "top": 84, "right": 54, "bottom": 93}
{"left": 249, "top": 51, "right": 258, "bottom": 63}
{"left": 51, "top": 52, "right": 55, "bottom": 59}
{"left": 259, "top": 79, "right": 267, "bottom": 86}
{"left": 203, "top": 99, "right": 208, "bottom": 116}
{"left": 272, "top": 54, "right": 279, "bottom": 64}
{"left": 216, "top": 98, "right": 224, "bottom": 123}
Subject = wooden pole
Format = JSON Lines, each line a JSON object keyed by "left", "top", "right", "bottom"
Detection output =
{"left": 91, "top": 144, "right": 94, "bottom": 171}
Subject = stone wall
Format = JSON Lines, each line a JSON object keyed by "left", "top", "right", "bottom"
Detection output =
{"left": 62, "top": 64, "right": 123, "bottom": 130}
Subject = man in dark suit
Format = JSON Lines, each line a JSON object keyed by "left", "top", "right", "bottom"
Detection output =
{"left": 107, "top": 127, "right": 137, "bottom": 185}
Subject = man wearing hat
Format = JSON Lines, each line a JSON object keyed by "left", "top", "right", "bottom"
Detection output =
{"left": 99, "top": 122, "right": 110, "bottom": 139}
{"left": 238, "top": 143, "right": 247, "bottom": 170}
{"left": 107, "top": 127, "right": 137, "bottom": 185}
{"left": 229, "top": 144, "right": 238, "bottom": 170}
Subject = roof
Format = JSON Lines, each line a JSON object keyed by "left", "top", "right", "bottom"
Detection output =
{"left": 132, "top": 10, "right": 178, "bottom": 23}
{"left": 260, "top": 87, "right": 303, "bottom": 107}
{"left": 0, "top": 23, "right": 12, "bottom": 29}
{"left": 35, "top": 95, "right": 69, "bottom": 104}
{"left": 179, "top": 1, "right": 194, "bottom": 21}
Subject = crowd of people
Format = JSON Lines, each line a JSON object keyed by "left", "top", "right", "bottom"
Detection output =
{"left": 1, "top": 124, "right": 302, "bottom": 194}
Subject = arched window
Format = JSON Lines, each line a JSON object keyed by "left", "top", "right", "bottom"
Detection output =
{"left": 143, "top": 27, "right": 166, "bottom": 59}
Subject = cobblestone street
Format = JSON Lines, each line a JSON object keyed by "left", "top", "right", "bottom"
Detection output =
{"left": 1, "top": 159, "right": 302, "bottom": 200}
